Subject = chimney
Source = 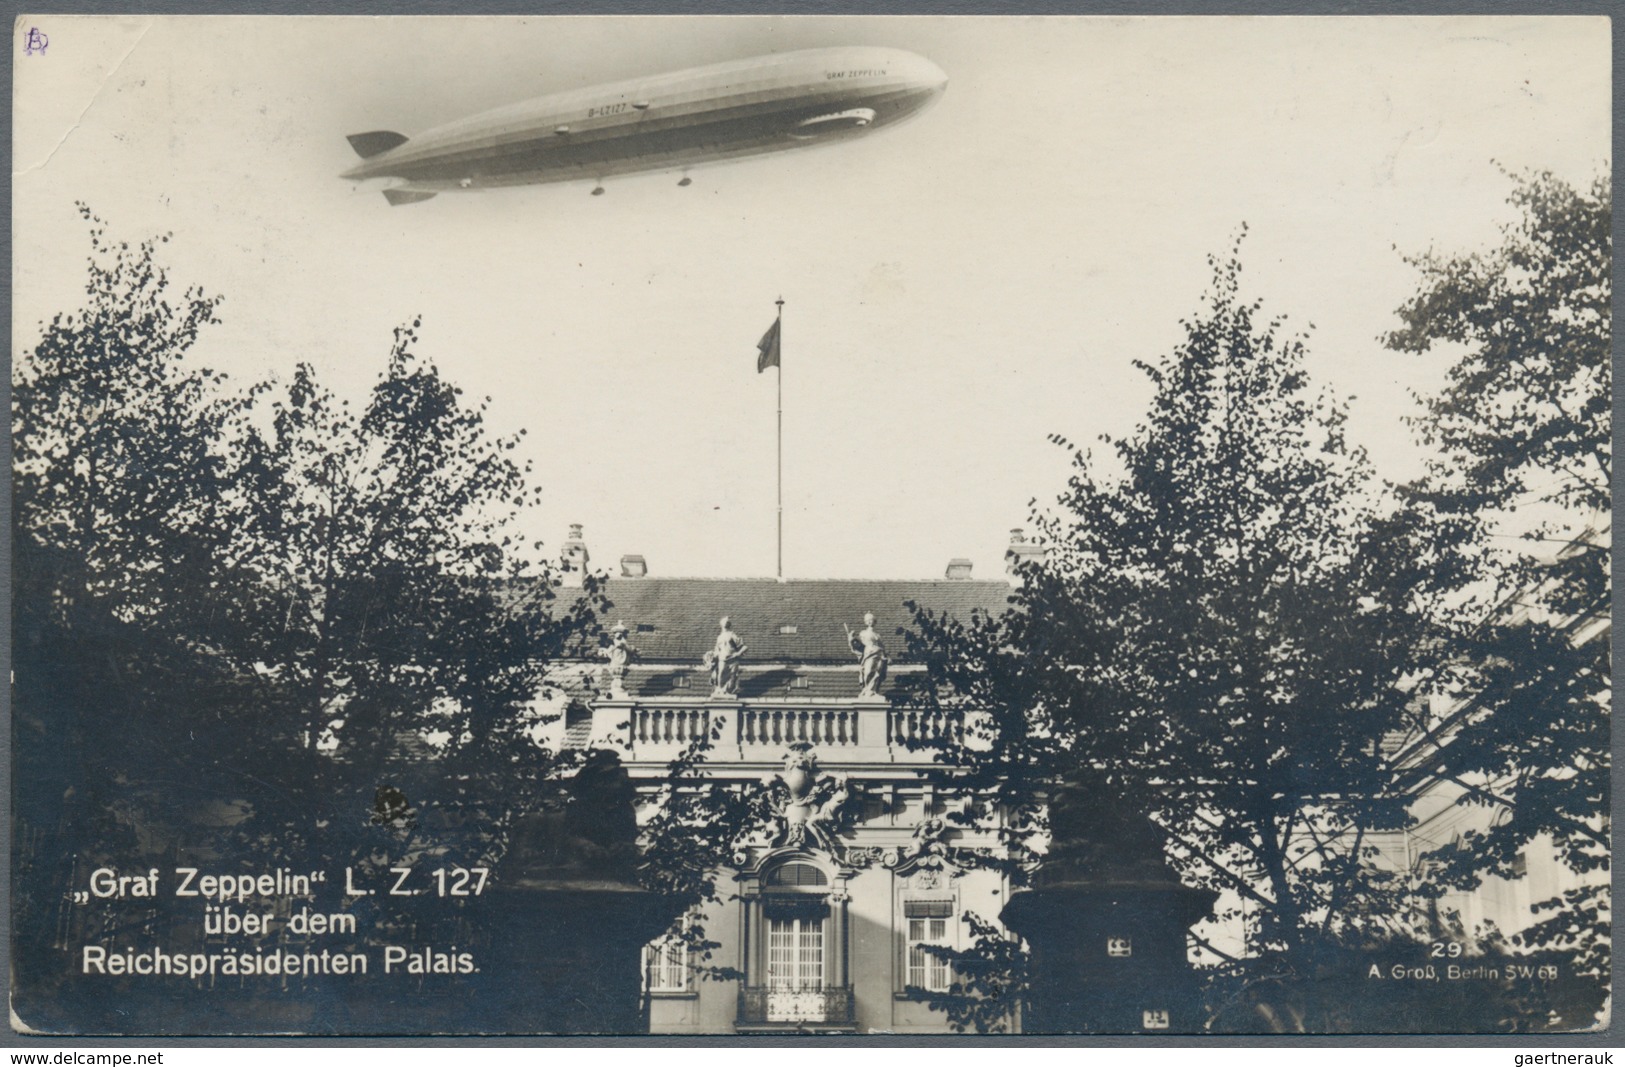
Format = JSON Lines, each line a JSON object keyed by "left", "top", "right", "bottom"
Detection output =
{"left": 1005, "top": 528, "right": 1045, "bottom": 582}
{"left": 620, "top": 554, "right": 648, "bottom": 578}
{"left": 944, "top": 558, "right": 974, "bottom": 580}
{"left": 559, "top": 523, "right": 589, "bottom": 587}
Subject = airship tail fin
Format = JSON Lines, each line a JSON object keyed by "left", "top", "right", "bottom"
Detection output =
{"left": 383, "top": 189, "right": 437, "bottom": 207}
{"left": 347, "top": 130, "right": 410, "bottom": 159}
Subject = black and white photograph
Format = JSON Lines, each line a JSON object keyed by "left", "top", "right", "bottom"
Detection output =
{"left": 9, "top": 14, "right": 1612, "bottom": 1038}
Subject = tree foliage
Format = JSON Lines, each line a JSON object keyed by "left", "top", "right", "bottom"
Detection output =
{"left": 11, "top": 209, "right": 606, "bottom": 1028}
{"left": 909, "top": 236, "right": 1439, "bottom": 1028}
{"left": 1385, "top": 170, "right": 1610, "bottom": 981}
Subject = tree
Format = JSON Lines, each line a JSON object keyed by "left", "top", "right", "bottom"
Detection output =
{"left": 907, "top": 236, "right": 1439, "bottom": 1029}
{"left": 11, "top": 211, "right": 604, "bottom": 1030}
{"left": 13, "top": 204, "right": 242, "bottom": 888}
{"left": 1385, "top": 170, "right": 1610, "bottom": 986}
{"left": 224, "top": 323, "right": 593, "bottom": 846}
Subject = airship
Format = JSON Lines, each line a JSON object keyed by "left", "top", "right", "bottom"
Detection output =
{"left": 340, "top": 46, "right": 948, "bottom": 205}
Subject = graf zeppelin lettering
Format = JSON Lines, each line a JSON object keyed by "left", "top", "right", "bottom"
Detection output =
{"left": 84, "top": 864, "right": 490, "bottom": 901}
{"left": 75, "top": 865, "right": 487, "bottom": 979}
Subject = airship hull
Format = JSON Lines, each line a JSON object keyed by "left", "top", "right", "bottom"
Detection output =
{"left": 340, "top": 47, "right": 947, "bottom": 200}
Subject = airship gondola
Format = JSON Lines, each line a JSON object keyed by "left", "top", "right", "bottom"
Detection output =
{"left": 340, "top": 46, "right": 948, "bottom": 205}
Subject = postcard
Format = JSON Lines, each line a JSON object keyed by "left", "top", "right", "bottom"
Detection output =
{"left": 10, "top": 15, "right": 1611, "bottom": 1037}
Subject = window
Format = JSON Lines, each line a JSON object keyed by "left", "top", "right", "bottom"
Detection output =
{"left": 644, "top": 914, "right": 695, "bottom": 995}
{"left": 778, "top": 624, "right": 799, "bottom": 635}
{"left": 766, "top": 915, "right": 824, "bottom": 990}
{"left": 904, "top": 900, "right": 954, "bottom": 992}
{"left": 644, "top": 935, "right": 690, "bottom": 994}
{"left": 767, "top": 863, "right": 828, "bottom": 888}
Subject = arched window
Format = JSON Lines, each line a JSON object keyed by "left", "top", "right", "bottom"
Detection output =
{"left": 766, "top": 862, "right": 828, "bottom": 888}
{"left": 762, "top": 861, "right": 831, "bottom": 993}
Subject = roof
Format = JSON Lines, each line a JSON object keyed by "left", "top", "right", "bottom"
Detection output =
{"left": 565, "top": 577, "right": 1012, "bottom": 663}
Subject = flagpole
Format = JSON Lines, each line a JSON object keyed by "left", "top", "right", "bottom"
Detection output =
{"left": 775, "top": 297, "right": 784, "bottom": 581}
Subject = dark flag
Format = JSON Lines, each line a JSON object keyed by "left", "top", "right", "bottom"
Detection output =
{"left": 757, "top": 318, "right": 781, "bottom": 373}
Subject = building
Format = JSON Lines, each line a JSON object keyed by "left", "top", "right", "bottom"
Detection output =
{"left": 548, "top": 527, "right": 1021, "bottom": 1034}
{"left": 540, "top": 518, "right": 1608, "bottom": 1034}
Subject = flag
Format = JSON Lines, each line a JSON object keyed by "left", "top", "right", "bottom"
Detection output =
{"left": 756, "top": 317, "right": 781, "bottom": 373}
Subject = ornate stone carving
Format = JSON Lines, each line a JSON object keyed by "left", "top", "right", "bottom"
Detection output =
{"left": 885, "top": 815, "right": 951, "bottom": 869}
{"left": 841, "top": 846, "right": 889, "bottom": 869}
{"left": 844, "top": 612, "right": 890, "bottom": 700}
{"left": 703, "top": 616, "right": 748, "bottom": 698}
{"left": 911, "top": 868, "right": 945, "bottom": 891}
{"left": 773, "top": 747, "right": 859, "bottom": 851}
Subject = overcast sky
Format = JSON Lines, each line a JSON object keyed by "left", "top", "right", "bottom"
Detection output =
{"left": 13, "top": 16, "right": 1610, "bottom": 579}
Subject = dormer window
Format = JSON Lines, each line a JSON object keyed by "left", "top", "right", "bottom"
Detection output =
{"left": 779, "top": 624, "right": 799, "bottom": 635}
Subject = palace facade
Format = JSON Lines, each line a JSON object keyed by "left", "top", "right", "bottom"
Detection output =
{"left": 547, "top": 526, "right": 1025, "bottom": 1034}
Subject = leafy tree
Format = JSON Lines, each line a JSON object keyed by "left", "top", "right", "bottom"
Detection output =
{"left": 11, "top": 210, "right": 610, "bottom": 1030}
{"left": 1385, "top": 170, "right": 1610, "bottom": 984}
{"left": 13, "top": 204, "right": 241, "bottom": 884}
{"left": 907, "top": 236, "right": 1438, "bottom": 1028}
{"left": 223, "top": 323, "right": 596, "bottom": 851}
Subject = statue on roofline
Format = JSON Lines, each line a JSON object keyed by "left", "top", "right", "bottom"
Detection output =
{"left": 703, "top": 616, "right": 748, "bottom": 698}
{"left": 845, "top": 612, "right": 889, "bottom": 699}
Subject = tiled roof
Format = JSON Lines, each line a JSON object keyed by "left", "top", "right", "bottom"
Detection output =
{"left": 572, "top": 578, "right": 1012, "bottom": 663}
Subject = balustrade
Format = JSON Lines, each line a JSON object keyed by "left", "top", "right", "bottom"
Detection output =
{"left": 631, "top": 706, "right": 710, "bottom": 746}
{"left": 740, "top": 707, "right": 858, "bottom": 747}
{"left": 623, "top": 703, "right": 968, "bottom": 760}
{"left": 887, "top": 708, "right": 962, "bottom": 748}
{"left": 737, "top": 985, "right": 855, "bottom": 1026}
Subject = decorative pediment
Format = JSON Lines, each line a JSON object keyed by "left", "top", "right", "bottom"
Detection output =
{"left": 881, "top": 815, "right": 996, "bottom": 877}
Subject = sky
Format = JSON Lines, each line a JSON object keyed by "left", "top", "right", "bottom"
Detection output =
{"left": 12, "top": 15, "right": 1611, "bottom": 580}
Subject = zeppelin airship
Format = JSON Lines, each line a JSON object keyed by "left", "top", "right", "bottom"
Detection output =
{"left": 340, "top": 46, "right": 948, "bottom": 205}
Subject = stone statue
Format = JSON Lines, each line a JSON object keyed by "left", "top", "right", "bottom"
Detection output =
{"left": 702, "top": 615, "right": 748, "bottom": 698}
{"left": 806, "top": 775, "right": 852, "bottom": 845}
{"left": 884, "top": 814, "right": 952, "bottom": 869}
{"left": 845, "top": 612, "right": 889, "bottom": 699}
{"left": 601, "top": 621, "right": 638, "bottom": 698}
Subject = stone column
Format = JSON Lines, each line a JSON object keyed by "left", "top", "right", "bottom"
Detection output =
{"left": 1000, "top": 785, "right": 1217, "bottom": 1034}
{"left": 482, "top": 751, "right": 680, "bottom": 1033}
{"left": 828, "top": 890, "right": 850, "bottom": 987}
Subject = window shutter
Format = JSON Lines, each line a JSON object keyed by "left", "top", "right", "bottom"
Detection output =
{"left": 904, "top": 899, "right": 954, "bottom": 919}
{"left": 763, "top": 896, "right": 830, "bottom": 920}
